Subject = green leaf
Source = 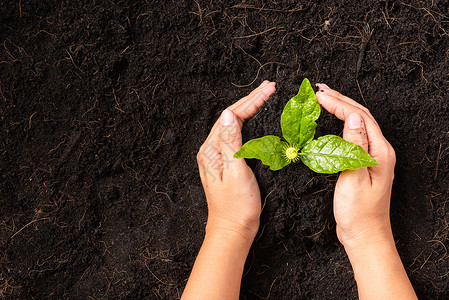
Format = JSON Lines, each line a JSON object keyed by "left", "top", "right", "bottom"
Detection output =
{"left": 281, "top": 78, "right": 321, "bottom": 148}
{"left": 234, "top": 136, "right": 290, "bottom": 171}
{"left": 301, "top": 135, "right": 378, "bottom": 174}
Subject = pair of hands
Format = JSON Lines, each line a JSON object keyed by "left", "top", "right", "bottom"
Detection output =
{"left": 187, "top": 80, "right": 416, "bottom": 300}
{"left": 196, "top": 80, "right": 396, "bottom": 250}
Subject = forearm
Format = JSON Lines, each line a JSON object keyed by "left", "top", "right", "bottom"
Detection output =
{"left": 345, "top": 236, "right": 417, "bottom": 300}
{"left": 181, "top": 228, "right": 254, "bottom": 300}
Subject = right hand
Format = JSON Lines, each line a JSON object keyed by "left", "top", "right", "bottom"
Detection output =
{"left": 315, "top": 84, "right": 397, "bottom": 251}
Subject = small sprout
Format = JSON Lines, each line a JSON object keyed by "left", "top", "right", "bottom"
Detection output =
{"left": 234, "top": 78, "right": 377, "bottom": 173}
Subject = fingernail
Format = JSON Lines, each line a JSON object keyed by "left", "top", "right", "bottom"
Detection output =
{"left": 316, "top": 83, "right": 330, "bottom": 91}
{"left": 221, "top": 110, "right": 235, "bottom": 126}
{"left": 348, "top": 113, "right": 362, "bottom": 129}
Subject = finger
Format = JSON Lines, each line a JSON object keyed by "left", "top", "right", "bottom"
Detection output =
{"left": 232, "top": 81, "right": 276, "bottom": 123}
{"left": 218, "top": 110, "right": 247, "bottom": 175}
{"left": 205, "top": 81, "right": 276, "bottom": 146}
{"left": 229, "top": 80, "right": 272, "bottom": 111}
{"left": 316, "top": 91, "right": 384, "bottom": 142}
{"left": 316, "top": 91, "right": 395, "bottom": 180}
{"left": 211, "top": 80, "right": 272, "bottom": 132}
{"left": 316, "top": 83, "right": 377, "bottom": 123}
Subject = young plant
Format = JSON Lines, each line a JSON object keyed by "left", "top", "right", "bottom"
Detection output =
{"left": 234, "top": 78, "right": 377, "bottom": 173}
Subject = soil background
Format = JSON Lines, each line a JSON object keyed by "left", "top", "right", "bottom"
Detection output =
{"left": 1, "top": 0, "right": 448, "bottom": 299}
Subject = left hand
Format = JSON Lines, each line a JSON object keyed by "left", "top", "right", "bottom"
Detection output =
{"left": 197, "top": 81, "right": 276, "bottom": 240}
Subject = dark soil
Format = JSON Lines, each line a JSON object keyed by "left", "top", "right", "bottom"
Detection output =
{"left": 1, "top": 0, "right": 448, "bottom": 299}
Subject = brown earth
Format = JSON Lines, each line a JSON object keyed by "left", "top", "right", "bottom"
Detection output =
{"left": 1, "top": 0, "right": 448, "bottom": 299}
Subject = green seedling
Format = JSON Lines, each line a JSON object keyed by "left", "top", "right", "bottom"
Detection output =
{"left": 234, "top": 78, "right": 377, "bottom": 173}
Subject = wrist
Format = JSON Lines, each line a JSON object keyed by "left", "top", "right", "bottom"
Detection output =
{"left": 338, "top": 218, "right": 394, "bottom": 252}
{"left": 344, "top": 235, "right": 396, "bottom": 263}
{"left": 343, "top": 236, "right": 417, "bottom": 299}
{"left": 341, "top": 223, "right": 397, "bottom": 268}
{"left": 206, "top": 216, "right": 259, "bottom": 246}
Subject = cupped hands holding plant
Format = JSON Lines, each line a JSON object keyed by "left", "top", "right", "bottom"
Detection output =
{"left": 182, "top": 80, "right": 417, "bottom": 300}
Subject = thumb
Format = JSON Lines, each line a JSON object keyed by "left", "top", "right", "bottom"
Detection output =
{"left": 339, "top": 112, "right": 370, "bottom": 181}
{"left": 219, "top": 110, "right": 246, "bottom": 170}
{"left": 343, "top": 113, "right": 369, "bottom": 153}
